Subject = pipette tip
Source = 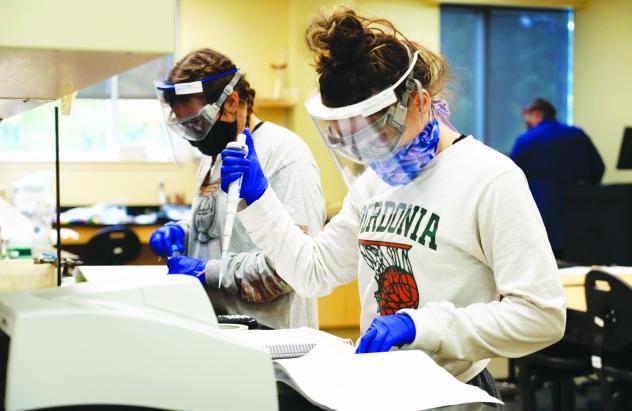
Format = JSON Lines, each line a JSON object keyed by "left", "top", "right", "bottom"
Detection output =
{"left": 218, "top": 256, "right": 229, "bottom": 289}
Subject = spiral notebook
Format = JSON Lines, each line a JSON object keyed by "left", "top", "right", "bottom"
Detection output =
{"left": 273, "top": 340, "right": 503, "bottom": 411}
{"left": 232, "top": 327, "right": 354, "bottom": 359}
{"left": 228, "top": 327, "right": 502, "bottom": 410}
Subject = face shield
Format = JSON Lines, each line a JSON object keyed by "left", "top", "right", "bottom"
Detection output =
{"left": 155, "top": 68, "right": 242, "bottom": 142}
{"left": 305, "top": 51, "right": 419, "bottom": 164}
{"left": 306, "top": 51, "right": 427, "bottom": 200}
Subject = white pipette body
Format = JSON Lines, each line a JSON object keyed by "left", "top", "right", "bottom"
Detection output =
{"left": 218, "top": 133, "right": 248, "bottom": 288}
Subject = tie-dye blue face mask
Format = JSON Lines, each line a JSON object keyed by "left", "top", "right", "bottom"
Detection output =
{"left": 368, "top": 117, "right": 440, "bottom": 186}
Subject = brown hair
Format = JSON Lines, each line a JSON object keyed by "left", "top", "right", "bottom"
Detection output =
{"left": 305, "top": 7, "right": 449, "bottom": 108}
{"left": 165, "top": 48, "right": 256, "bottom": 127}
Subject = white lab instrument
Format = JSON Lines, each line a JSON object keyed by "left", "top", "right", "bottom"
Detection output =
{"left": 218, "top": 133, "right": 248, "bottom": 288}
{"left": 0, "top": 275, "right": 277, "bottom": 411}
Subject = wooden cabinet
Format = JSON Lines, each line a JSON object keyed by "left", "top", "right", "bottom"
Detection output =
{"left": 317, "top": 280, "right": 361, "bottom": 329}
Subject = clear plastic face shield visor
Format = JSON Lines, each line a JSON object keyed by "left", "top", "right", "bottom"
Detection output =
{"left": 305, "top": 51, "right": 422, "bottom": 199}
{"left": 155, "top": 68, "right": 242, "bottom": 143}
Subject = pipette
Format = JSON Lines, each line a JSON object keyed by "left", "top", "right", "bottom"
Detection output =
{"left": 218, "top": 133, "right": 248, "bottom": 288}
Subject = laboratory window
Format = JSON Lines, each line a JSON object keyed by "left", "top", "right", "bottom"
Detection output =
{"left": 441, "top": 5, "right": 574, "bottom": 154}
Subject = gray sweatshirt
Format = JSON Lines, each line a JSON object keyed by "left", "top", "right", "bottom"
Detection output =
{"left": 179, "top": 122, "right": 325, "bottom": 329}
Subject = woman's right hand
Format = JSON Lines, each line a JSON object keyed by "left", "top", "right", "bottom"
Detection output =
{"left": 221, "top": 128, "right": 268, "bottom": 205}
{"left": 149, "top": 222, "right": 185, "bottom": 257}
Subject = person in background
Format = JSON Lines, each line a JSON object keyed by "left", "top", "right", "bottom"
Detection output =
{"left": 220, "top": 7, "right": 565, "bottom": 401}
{"left": 150, "top": 48, "right": 325, "bottom": 329}
{"left": 511, "top": 98, "right": 605, "bottom": 259}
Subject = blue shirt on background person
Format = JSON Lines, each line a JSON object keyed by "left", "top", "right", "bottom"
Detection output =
{"left": 511, "top": 98, "right": 605, "bottom": 258}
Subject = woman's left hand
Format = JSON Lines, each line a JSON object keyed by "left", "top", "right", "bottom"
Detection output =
{"left": 356, "top": 313, "right": 416, "bottom": 353}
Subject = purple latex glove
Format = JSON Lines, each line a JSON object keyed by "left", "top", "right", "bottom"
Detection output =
{"left": 356, "top": 313, "right": 416, "bottom": 354}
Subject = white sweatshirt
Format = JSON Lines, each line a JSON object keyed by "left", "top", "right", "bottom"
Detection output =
{"left": 238, "top": 136, "right": 565, "bottom": 381}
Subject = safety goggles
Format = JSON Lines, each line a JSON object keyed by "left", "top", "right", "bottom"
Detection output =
{"left": 305, "top": 51, "right": 419, "bottom": 163}
{"left": 155, "top": 69, "right": 242, "bottom": 142}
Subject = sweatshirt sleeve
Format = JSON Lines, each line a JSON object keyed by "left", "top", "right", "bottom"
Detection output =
{"left": 267, "top": 158, "right": 326, "bottom": 241}
{"left": 238, "top": 188, "right": 362, "bottom": 298}
{"left": 203, "top": 157, "right": 326, "bottom": 303}
{"left": 400, "top": 169, "right": 566, "bottom": 361}
{"left": 204, "top": 251, "right": 292, "bottom": 303}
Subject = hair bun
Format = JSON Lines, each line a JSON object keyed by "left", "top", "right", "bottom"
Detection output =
{"left": 306, "top": 8, "right": 372, "bottom": 73}
{"left": 328, "top": 14, "right": 369, "bottom": 65}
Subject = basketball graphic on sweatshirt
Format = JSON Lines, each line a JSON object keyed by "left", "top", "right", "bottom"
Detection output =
{"left": 358, "top": 239, "right": 419, "bottom": 315}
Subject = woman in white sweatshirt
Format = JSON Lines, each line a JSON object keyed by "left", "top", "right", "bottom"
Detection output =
{"left": 220, "top": 7, "right": 565, "bottom": 400}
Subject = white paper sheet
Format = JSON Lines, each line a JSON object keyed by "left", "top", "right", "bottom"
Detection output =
{"left": 76, "top": 265, "right": 167, "bottom": 284}
{"left": 274, "top": 340, "right": 502, "bottom": 411}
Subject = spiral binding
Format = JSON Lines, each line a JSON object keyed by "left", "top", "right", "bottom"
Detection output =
{"left": 266, "top": 343, "right": 315, "bottom": 359}
{"left": 266, "top": 339, "right": 354, "bottom": 359}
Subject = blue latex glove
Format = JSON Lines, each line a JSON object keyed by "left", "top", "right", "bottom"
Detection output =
{"left": 149, "top": 222, "right": 185, "bottom": 258}
{"left": 167, "top": 255, "right": 206, "bottom": 286}
{"left": 355, "top": 314, "right": 416, "bottom": 354}
{"left": 220, "top": 128, "right": 268, "bottom": 205}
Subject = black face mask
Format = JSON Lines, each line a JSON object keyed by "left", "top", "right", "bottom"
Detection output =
{"left": 190, "top": 120, "right": 237, "bottom": 157}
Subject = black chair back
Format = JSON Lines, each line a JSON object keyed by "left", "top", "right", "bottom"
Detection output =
{"left": 82, "top": 225, "right": 141, "bottom": 265}
{"left": 585, "top": 269, "right": 632, "bottom": 355}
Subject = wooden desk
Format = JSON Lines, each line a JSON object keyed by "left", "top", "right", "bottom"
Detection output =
{"left": 58, "top": 224, "right": 163, "bottom": 265}
{"left": 562, "top": 267, "right": 632, "bottom": 350}
{"left": 317, "top": 280, "right": 361, "bottom": 330}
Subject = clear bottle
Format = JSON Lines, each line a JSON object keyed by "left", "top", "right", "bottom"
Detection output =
{"left": 12, "top": 171, "right": 53, "bottom": 258}
{"left": 30, "top": 197, "right": 53, "bottom": 258}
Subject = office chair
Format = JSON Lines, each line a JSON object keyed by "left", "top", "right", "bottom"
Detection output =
{"left": 515, "top": 300, "right": 596, "bottom": 411}
{"left": 585, "top": 270, "right": 632, "bottom": 411}
{"left": 82, "top": 225, "right": 141, "bottom": 265}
